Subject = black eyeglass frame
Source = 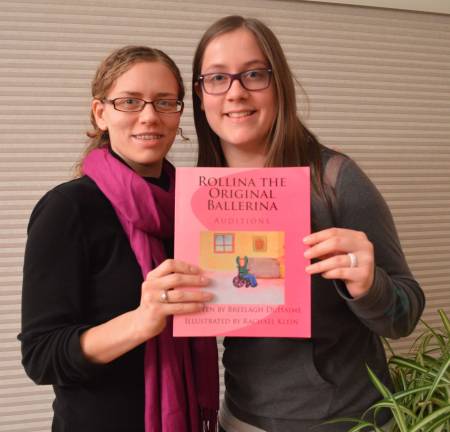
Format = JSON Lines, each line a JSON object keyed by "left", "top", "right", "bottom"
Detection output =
{"left": 102, "top": 97, "right": 184, "bottom": 114}
{"left": 197, "top": 68, "right": 273, "bottom": 95}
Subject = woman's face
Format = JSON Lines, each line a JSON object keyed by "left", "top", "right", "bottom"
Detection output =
{"left": 92, "top": 61, "right": 181, "bottom": 177}
{"left": 198, "top": 28, "right": 276, "bottom": 163}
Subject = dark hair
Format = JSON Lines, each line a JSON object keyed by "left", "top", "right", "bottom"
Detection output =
{"left": 192, "top": 15, "right": 325, "bottom": 195}
{"left": 75, "top": 45, "right": 184, "bottom": 176}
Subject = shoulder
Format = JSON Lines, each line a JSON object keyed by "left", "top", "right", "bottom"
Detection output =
{"left": 318, "top": 146, "right": 390, "bottom": 223}
{"left": 52, "top": 176, "right": 104, "bottom": 204}
{"left": 320, "top": 146, "right": 351, "bottom": 189}
{"left": 28, "top": 177, "right": 110, "bottom": 231}
{"left": 320, "top": 146, "right": 374, "bottom": 193}
{"left": 324, "top": 152, "right": 393, "bottom": 231}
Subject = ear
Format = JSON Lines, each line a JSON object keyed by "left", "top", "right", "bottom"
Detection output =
{"left": 91, "top": 99, "right": 108, "bottom": 131}
{"left": 194, "top": 82, "right": 204, "bottom": 111}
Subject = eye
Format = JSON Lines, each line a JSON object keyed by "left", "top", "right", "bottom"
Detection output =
{"left": 115, "top": 97, "right": 141, "bottom": 108}
{"left": 156, "top": 99, "right": 170, "bottom": 108}
{"left": 123, "top": 98, "right": 141, "bottom": 106}
{"left": 205, "top": 73, "right": 228, "bottom": 83}
{"left": 245, "top": 70, "right": 265, "bottom": 80}
{"left": 156, "top": 99, "right": 176, "bottom": 108}
{"left": 154, "top": 99, "right": 181, "bottom": 112}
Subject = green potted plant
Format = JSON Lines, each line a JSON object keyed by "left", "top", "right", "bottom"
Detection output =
{"left": 328, "top": 309, "right": 450, "bottom": 432}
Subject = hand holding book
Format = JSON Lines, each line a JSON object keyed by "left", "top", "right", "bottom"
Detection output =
{"left": 134, "top": 259, "right": 214, "bottom": 340}
{"left": 303, "top": 228, "right": 375, "bottom": 299}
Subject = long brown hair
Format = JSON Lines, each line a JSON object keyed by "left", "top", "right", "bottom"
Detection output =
{"left": 192, "top": 15, "right": 325, "bottom": 195}
{"left": 74, "top": 45, "right": 185, "bottom": 176}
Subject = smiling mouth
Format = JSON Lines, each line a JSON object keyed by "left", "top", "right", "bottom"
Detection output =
{"left": 226, "top": 111, "right": 256, "bottom": 118}
{"left": 132, "top": 134, "right": 163, "bottom": 140}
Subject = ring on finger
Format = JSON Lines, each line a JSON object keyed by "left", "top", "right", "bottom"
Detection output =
{"left": 347, "top": 252, "right": 358, "bottom": 268}
{"left": 160, "top": 289, "right": 171, "bottom": 303}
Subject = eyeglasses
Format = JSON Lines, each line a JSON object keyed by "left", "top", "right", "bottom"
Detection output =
{"left": 197, "top": 68, "right": 272, "bottom": 95}
{"left": 102, "top": 97, "right": 183, "bottom": 113}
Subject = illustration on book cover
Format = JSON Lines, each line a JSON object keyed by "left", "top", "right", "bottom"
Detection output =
{"left": 174, "top": 167, "right": 310, "bottom": 338}
{"left": 200, "top": 231, "right": 285, "bottom": 305}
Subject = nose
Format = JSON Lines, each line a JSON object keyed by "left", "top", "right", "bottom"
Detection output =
{"left": 226, "top": 77, "right": 249, "bottom": 100}
{"left": 139, "top": 102, "right": 160, "bottom": 123}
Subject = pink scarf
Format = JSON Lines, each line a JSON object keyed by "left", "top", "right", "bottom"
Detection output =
{"left": 83, "top": 148, "right": 219, "bottom": 432}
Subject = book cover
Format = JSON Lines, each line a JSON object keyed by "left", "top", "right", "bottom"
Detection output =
{"left": 173, "top": 167, "right": 310, "bottom": 337}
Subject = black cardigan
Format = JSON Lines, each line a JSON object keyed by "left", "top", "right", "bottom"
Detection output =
{"left": 19, "top": 176, "right": 160, "bottom": 431}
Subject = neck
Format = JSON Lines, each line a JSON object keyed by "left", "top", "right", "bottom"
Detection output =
{"left": 221, "top": 144, "right": 267, "bottom": 168}
{"left": 110, "top": 148, "right": 162, "bottom": 178}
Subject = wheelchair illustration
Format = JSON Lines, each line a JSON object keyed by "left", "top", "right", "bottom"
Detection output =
{"left": 233, "top": 256, "right": 258, "bottom": 287}
{"left": 232, "top": 274, "right": 257, "bottom": 287}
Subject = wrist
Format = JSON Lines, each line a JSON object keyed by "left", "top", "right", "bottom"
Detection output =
{"left": 128, "top": 307, "right": 151, "bottom": 345}
{"left": 130, "top": 305, "right": 165, "bottom": 344}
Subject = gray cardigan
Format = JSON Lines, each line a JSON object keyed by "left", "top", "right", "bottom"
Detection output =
{"left": 222, "top": 147, "right": 425, "bottom": 432}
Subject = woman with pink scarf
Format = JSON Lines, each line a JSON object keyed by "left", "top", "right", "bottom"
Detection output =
{"left": 19, "top": 45, "right": 219, "bottom": 432}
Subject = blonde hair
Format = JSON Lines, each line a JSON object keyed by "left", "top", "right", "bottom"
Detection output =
{"left": 192, "top": 16, "right": 325, "bottom": 195}
{"left": 74, "top": 45, "right": 184, "bottom": 176}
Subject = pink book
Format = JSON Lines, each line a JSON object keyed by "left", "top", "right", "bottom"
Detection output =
{"left": 173, "top": 167, "right": 311, "bottom": 338}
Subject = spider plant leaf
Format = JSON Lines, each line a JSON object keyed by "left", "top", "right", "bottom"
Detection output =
{"left": 388, "top": 384, "right": 448, "bottom": 402}
{"left": 384, "top": 337, "right": 395, "bottom": 357}
{"left": 397, "top": 368, "right": 408, "bottom": 391}
{"left": 321, "top": 417, "right": 360, "bottom": 427}
{"left": 366, "top": 369, "right": 410, "bottom": 432}
{"left": 348, "top": 422, "right": 384, "bottom": 432}
{"left": 438, "top": 308, "right": 450, "bottom": 336}
{"left": 421, "top": 356, "right": 450, "bottom": 411}
{"left": 421, "top": 320, "right": 446, "bottom": 354}
{"left": 390, "top": 357, "right": 449, "bottom": 384}
{"left": 367, "top": 401, "right": 417, "bottom": 420}
{"left": 421, "top": 354, "right": 441, "bottom": 371}
{"left": 322, "top": 418, "right": 386, "bottom": 432}
{"left": 367, "top": 366, "right": 392, "bottom": 399}
{"left": 423, "top": 414, "right": 450, "bottom": 432}
{"left": 409, "top": 406, "right": 450, "bottom": 432}
{"left": 430, "top": 396, "right": 450, "bottom": 408}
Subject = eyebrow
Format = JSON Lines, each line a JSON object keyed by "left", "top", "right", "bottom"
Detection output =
{"left": 114, "top": 91, "right": 178, "bottom": 98}
{"left": 202, "top": 60, "right": 268, "bottom": 73}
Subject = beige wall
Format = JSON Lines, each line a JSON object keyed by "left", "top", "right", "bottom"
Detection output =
{"left": 0, "top": 0, "right": 449, "bottom": 430}
{"left": 303, "top": 0, "right": 450, "bottom": 15}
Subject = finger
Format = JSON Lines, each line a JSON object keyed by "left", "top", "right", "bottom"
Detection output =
{"left": 161, "top": 289, "right": 214, "bottom": 303}
{"left": 305, "top": 254, "right": 350, "bottom": 275}
{"left": 303, "top": 228, "right": 347, "bottom": 245}
{"left": 303, "top": 228, "right": 367, "bottom": 247}
{"left": 143, "top": 273, "right": 209, "bottom": 293}
{"left": 145, "top": 259, "right": 201, "bottom": 280}
{"left": 304, "top": 236, "right": 354, "bottom": 260}
{"left": 319, "top": 267, "right": 361, "bottom": 281}
{"left": 163, "top": 302, "right": 207, "bottom": 316}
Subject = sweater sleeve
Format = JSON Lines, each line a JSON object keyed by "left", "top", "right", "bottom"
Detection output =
{"left": 333, "top": 157, "right": 425, "bottom": 338}
{"left": 18, "top": 188, "right": 104, "bottom": 385}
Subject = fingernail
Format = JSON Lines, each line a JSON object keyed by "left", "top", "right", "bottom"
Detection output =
{"left": 203, "top": 292, "right": 214, "bottom": 300}
{"left": 189, "top": 265, "right": 200, "bottom": 273}
{"left": 303, "top": 235, "right": 312, "bottom": 243}
{"left": 304, "top": 249, "right": 311, "bottom": 258}
{"left": 200, "top": 276, "right": 209, "bottom": 284}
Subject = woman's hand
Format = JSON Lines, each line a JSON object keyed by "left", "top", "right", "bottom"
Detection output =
{"left": 81, "top": 259, "right": 212, "bottom": 364}
{"left": 133, "top": 259, "right": 213, "bottom": 341}
{"left": 303, "top": 228, "right": 375, "bottom": 298}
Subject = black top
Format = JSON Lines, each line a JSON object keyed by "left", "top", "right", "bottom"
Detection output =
{"left": 19, "top": 174, "right": 171, "bottom": 431}
{"left": 222, "top": 148, "right": 425, "bottom": 431}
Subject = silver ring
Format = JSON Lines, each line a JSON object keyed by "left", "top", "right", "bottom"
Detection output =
{"left": 347, "top": 252, "right": 358, "bottom": 268}
{"left": 160, "top": 289, "right": 170, "bottom": 303}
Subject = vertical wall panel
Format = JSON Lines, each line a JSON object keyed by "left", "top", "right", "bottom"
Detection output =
{"left": 0, "top": 0, "right": 449, "bottom": 430}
